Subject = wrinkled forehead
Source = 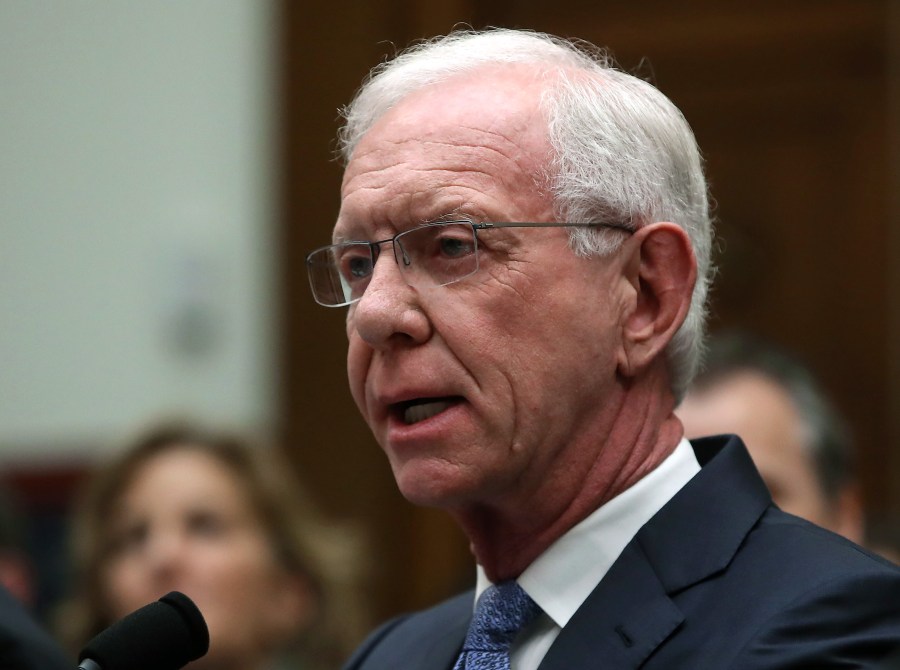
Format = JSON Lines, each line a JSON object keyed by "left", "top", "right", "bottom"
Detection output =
{"left": 346, "top": 62, "right": 556, "bottom": 159}
{"left": 336, "top": 67, "right": 554, "bottom": 237}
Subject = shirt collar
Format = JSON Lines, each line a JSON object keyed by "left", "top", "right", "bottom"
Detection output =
{"left": 475, "top": 438, "right": 700, "bottom": 627}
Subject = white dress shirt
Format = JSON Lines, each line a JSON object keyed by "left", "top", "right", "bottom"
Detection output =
{"left": 473, "top": 438, "right": 701, "bottom": 670}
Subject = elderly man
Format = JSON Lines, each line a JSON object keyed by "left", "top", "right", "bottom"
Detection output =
{"left": 306, "top": 28, "right": 900, "bottom": 669}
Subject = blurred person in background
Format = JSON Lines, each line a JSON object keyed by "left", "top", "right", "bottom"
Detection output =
{"left": 677, "top": 331, "right": 866, "bottom": 544}
{"left": 0, "top": 484, "right": 35, "bottom": 609}
{"left": 866, "top": 516, "right": 900, "bottom": 565}
{"left": 0, "top": 583, "right": 71, "bottom": 669}
{"left": 59, "top": 421, "right": 367, "bottom": 670}
{"left": 0, "top": 484, "right": 70, "bottom": 668}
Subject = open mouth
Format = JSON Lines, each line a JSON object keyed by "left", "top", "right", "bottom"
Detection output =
{"left": 393, "top": 397, "right": 462, "bottom": 425}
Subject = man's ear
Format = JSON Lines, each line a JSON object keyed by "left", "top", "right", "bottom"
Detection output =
{"left": 617, "top": 222, "right": 696, "bottom": 379}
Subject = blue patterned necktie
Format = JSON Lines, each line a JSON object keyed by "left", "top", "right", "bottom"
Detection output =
{"left": 453, "top": 581, "right": 542, "bottom": 670}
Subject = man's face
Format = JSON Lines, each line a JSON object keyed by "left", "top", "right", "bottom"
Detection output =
{"left": 336, "top": 68, "right": 630, "bottom": 512}
{"left": 677, "top": 371, "right": 833, "bottom": 526}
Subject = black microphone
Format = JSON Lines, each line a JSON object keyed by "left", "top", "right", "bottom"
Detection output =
{"left": 77, "top": 591, "right": 209, "bottom": 670}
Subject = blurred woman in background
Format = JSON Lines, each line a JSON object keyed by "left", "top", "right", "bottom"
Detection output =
{"left": 59, "top": 421, "right": 367, "bottom": 670}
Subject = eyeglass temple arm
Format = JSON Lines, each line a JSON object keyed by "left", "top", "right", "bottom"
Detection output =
{"left": 472, "top": 221, "right": 635, "bottom": 233}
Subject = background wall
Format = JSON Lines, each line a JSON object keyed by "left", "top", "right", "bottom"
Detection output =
{"left": 0, "top": 0, "right": 278, "bottom": 625}
{"left": 0, "top": 1, "right": 277, "bottom": 463}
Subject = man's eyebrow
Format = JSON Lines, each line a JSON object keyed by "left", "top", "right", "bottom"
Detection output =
{"left": 330, "top": 209, "right": 476, "bottom": 244}
{"left": 431, "top": 211, "right": 471, "bottom": 222}
{"left": 331, "top": 225, "right": 369, "bottom": 244}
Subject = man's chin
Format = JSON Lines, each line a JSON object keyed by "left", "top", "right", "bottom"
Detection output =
{"left": 393, "top": 461, "right": 480, "bottom": 509}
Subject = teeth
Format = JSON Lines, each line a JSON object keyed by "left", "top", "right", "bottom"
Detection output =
{"left": 403, "top": 399, "right": 454, "bottom": 425}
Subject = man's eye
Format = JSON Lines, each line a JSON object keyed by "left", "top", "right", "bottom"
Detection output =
{"left": 438, "top": 236, "right": 474, "bottom": 258}
{"left": 349, "top": 256, "right": 373, "bottom": 278}
{"left": 340, "top": 251, "right": 374, "bottom": 280}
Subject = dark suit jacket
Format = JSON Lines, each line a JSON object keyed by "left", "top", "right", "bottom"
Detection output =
{"left": 0, "top": 584, "right": 71, "bottom": 670}
{"left": 344, "top": 435, "right": 900, "bottom": 669}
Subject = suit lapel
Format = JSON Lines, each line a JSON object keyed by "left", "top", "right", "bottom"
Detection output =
{"left": 407, "top": 594, "right": 470, "bottom": 670}
{"left": 427, "top": 611, "right": 469, "bottom": 670}
{"left": 348, "top": 591, "right": 471, "bottom": 670}
{"left": 537, "top": 542, "right": 682, "bottom": 670}
{"left": 538, "top": 435, "right": 771, "bottom": 669}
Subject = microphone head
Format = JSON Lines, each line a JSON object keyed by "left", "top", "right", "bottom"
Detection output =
{"left": 78, "top": 591, "right": 209, "bottom": 670}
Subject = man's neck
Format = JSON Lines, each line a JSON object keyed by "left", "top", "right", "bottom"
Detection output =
{"left": 453, "top": 376, "right": 682, "bottom": 582}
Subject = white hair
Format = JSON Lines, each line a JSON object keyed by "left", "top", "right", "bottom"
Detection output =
{"left": 338, "top": 28, "right": 713, "bottom": 398}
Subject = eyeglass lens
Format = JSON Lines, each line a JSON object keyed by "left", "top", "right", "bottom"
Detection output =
{"left": 307, "top": 222, "right": 480, "bottom": 307}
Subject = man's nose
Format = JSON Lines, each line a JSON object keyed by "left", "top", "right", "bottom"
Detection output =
{"left": 350, "top": 253, "right": 430, "bottom": 348}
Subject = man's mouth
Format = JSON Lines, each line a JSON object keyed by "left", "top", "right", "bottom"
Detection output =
{"left": 393, "top": 397, "right": 462, "bottom": 425}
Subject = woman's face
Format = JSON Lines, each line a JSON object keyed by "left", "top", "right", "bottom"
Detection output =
{"left": 102, "top": 446, "right": 310, "bottom": 669}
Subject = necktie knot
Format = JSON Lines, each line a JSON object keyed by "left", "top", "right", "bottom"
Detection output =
{"left": 454, "top": 581, "right": 541, "bottom": 669}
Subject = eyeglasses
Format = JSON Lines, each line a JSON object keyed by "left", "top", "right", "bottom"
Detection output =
{"left": 306, "top": 219, "right": 634, "bottom": 307}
